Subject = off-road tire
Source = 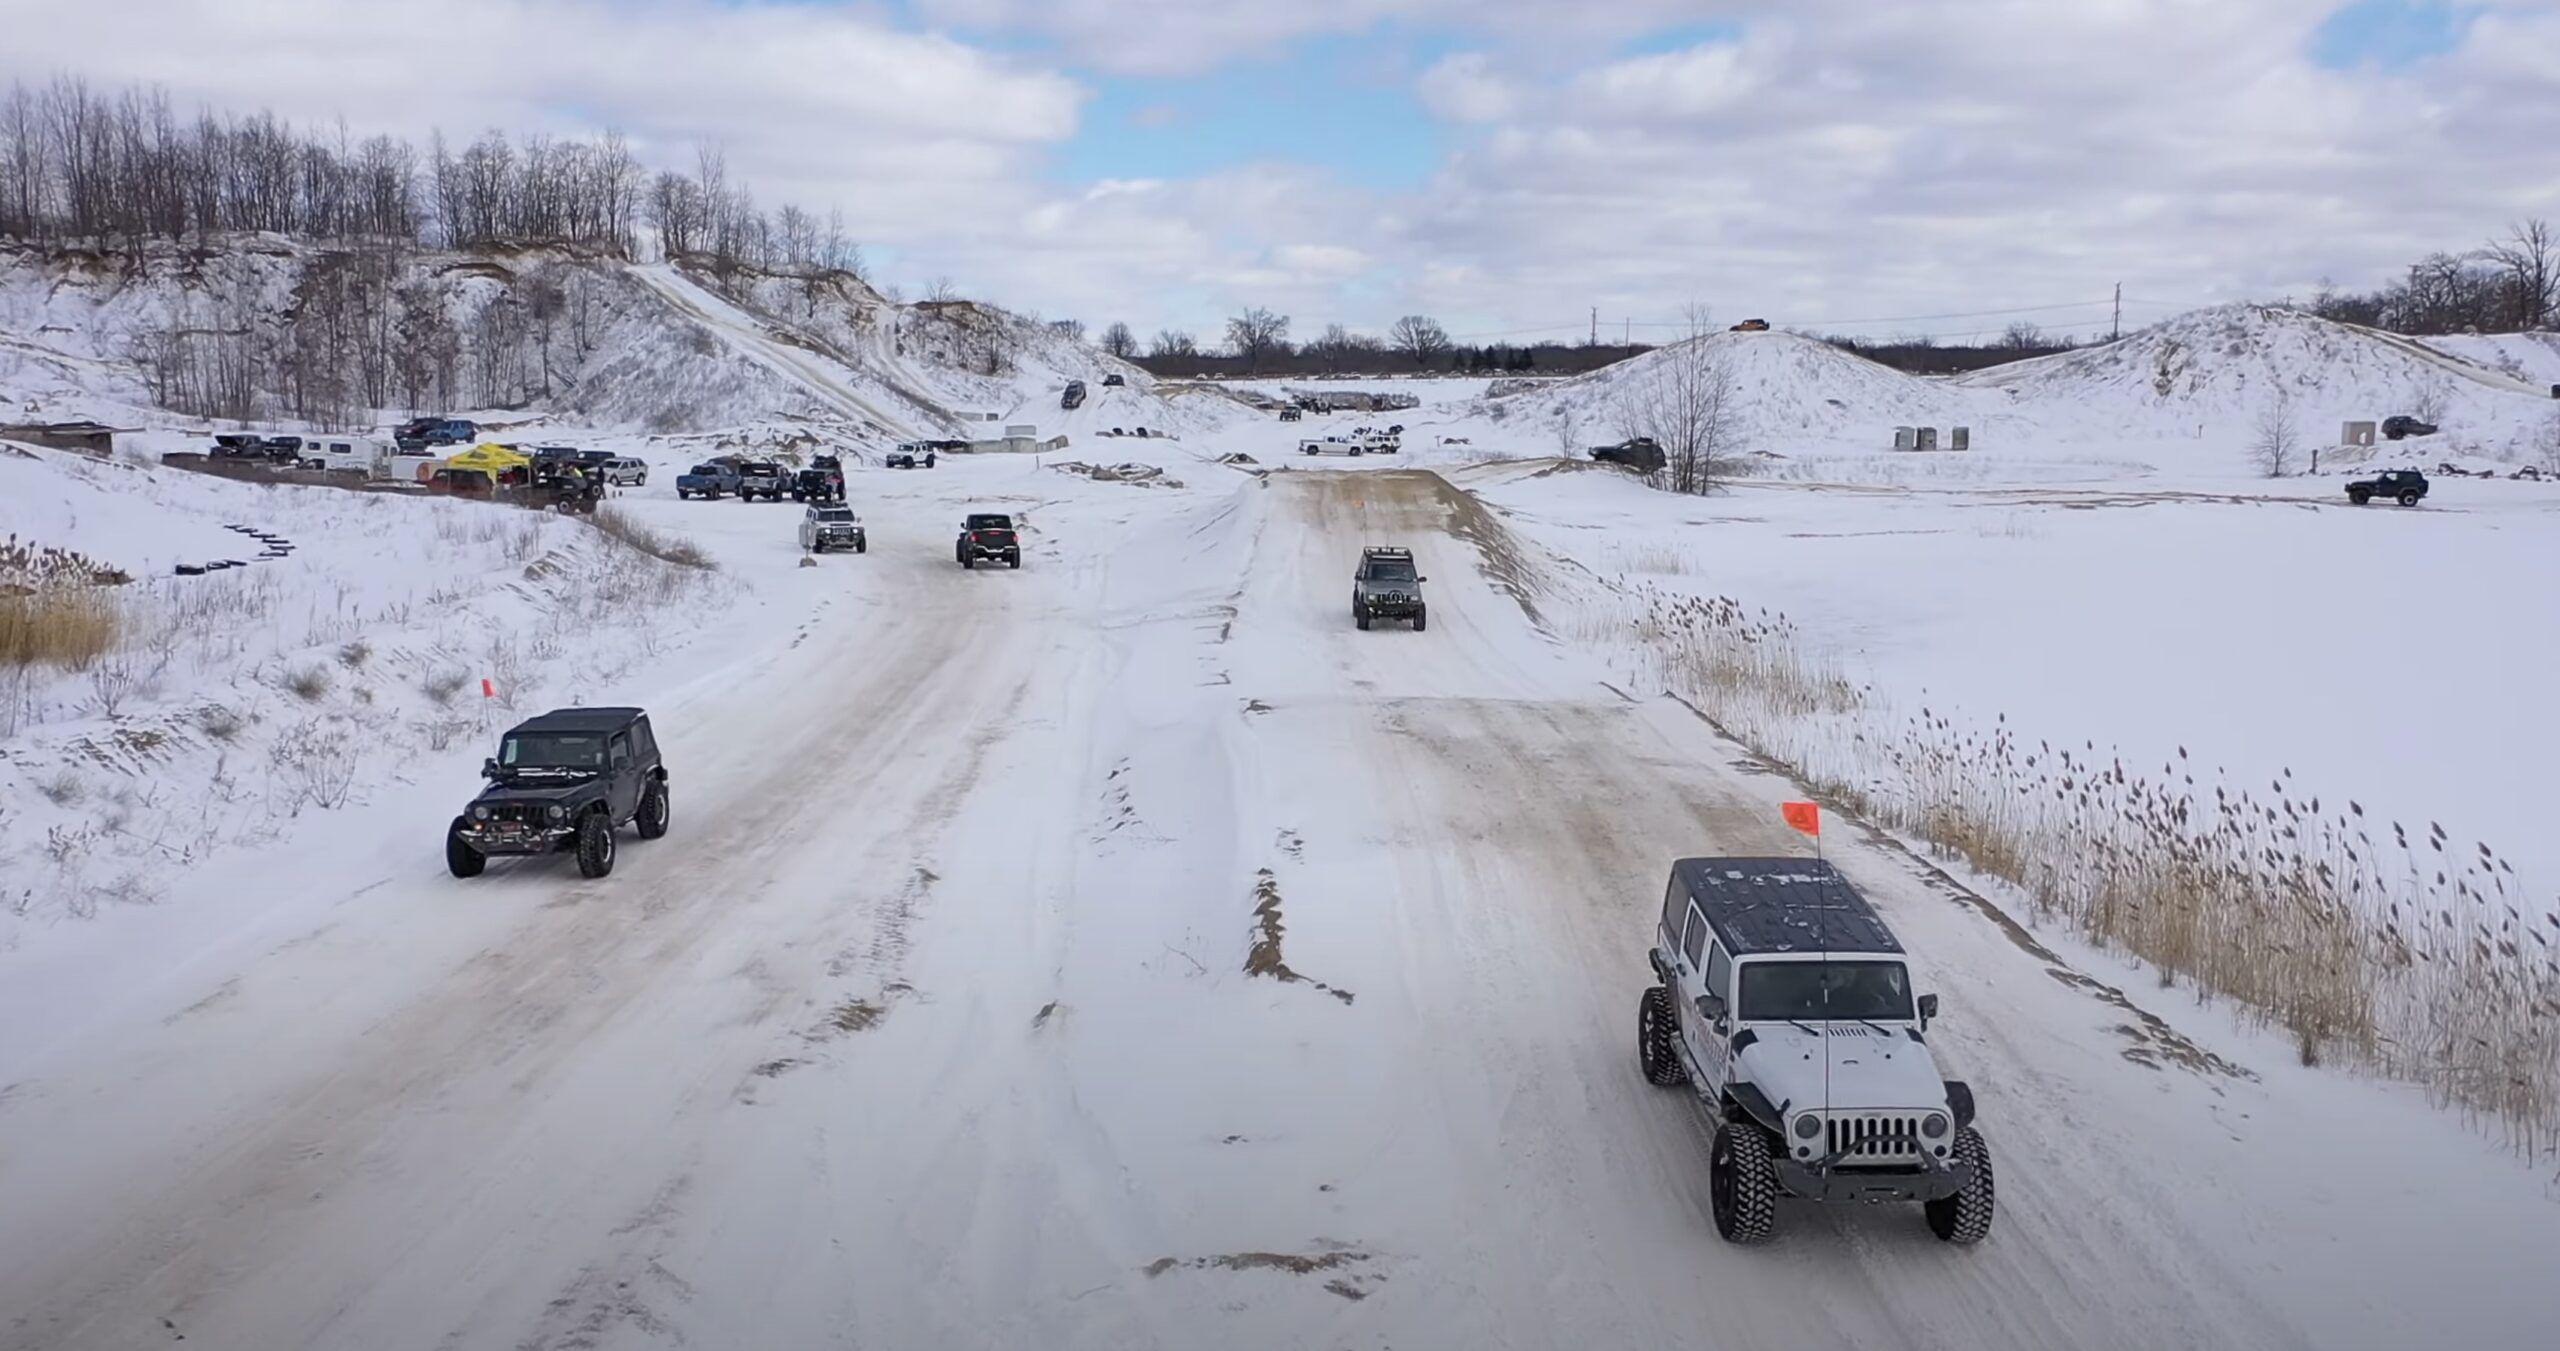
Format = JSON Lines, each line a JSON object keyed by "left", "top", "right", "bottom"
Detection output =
{"left": 636, "top": 779, "right": 671, "bottom": 840}
{"left": 1412, "top": 605, "right": 1427, "bottom": 632}
{"left": 1008, "top": 554, "right": 1021, "bottom": 570}
{"left": 2397, "top": 490, "right": 2420, "bottom": 507}
{"left": 1925, "top": 1127, "right": 1996, "bottom": 1245}
{"left": 962, "top": 553, "right": 976, "bottom": 570}
{"left": 1356, "top": 609, "right": 1372, "bottom": 631}
{"left": 446, "top": 818, "right": 485, "bottom": 878}
{"left": 1710, "top": 1123, "right": 1779, "bottom": 1244}
{"left": 576, "top": 810, "right": 616, "bottom": 879}
{"left": 1637, "top": 986, "right": 1687, "bottom": 1086}
{"left": 677, "top": 489, "right": 691, "bottom": 500}
{"left": 856, "top": 539, "right": 867, "bottom": 554}
{"left": 2348, "top": 489, "right": 2371, "bottom": 505}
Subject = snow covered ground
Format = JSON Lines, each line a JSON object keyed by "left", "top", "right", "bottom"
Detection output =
{"left": 4, "top": 436, "right": 2559, "bottom": 1349}
{"left": 7, "top": 283, "right": 2560, "bottom": 1349}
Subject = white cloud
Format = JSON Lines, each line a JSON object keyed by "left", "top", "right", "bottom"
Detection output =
{"left": 1416, "top": 52, "right": 1516, "bottom": 123}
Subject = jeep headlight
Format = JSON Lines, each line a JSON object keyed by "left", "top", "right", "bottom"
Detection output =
{"left": 546, "top": 804, "right": 566, "bottom": 821}
{"left": 1922, "top": 1112, "right": 1950, "bottom": 1140}
{"left": 470, "top": 805, "right": 490, "bottom": 821}
{"left": 1793, "top": 1113, "right": 1823, "bottom": 1141}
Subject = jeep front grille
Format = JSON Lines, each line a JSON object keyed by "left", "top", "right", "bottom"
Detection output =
{"left": 1827, "top": 1113, "right": 1925, "bottom": 1162}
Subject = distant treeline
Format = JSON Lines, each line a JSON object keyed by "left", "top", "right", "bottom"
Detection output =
{"left": 1134, "top": 342, "right": 1651, "bottom": 380}
{"left": 2283, "top": 220, "right": 2555, "bottom": 336}
{"left": 0, "top": 76, "right": 864, "bottom": 277}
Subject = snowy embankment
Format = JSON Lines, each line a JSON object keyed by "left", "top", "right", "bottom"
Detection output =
{"left": 1464, "top": 458, "right": 2560, "bottom": 1148}
{"left": 0, "top": 441, "right": 729, "bottom": 958}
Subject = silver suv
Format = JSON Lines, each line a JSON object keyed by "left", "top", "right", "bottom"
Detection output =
{"left": 1638, "top": 857, "right": 1994, "bottom": 1245}
{"left": 1351, "top": 546, "right": 1425, "bottom": 631}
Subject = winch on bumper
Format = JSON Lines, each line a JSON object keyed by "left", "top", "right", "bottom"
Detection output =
{"left": 1359, "top": 588, "right": 1421, "bottom": 617}
{"left": 456, "top": 805, "right": 577, "bottom": 855}
{"left": 1776, "top": 1147, "right": 1974, "bottom": 1204}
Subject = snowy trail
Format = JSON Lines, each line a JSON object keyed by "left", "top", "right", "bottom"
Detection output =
{"left": 626, "top": 263, "right": 940, "bottom": 436}
{"left": 3, "top": 466, "right": 2554, "bottom": 1350}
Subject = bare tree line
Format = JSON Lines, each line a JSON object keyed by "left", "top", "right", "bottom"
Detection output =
{"left": 2303, "top": 219, "right": 2556, "bottom": 335}
{"left": 0, "top": 75, "right": 864, "bottom": 277}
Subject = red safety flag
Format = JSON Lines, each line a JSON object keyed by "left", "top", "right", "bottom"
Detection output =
{"left": 481, "top": 677, "right": 495, "bottom": 699}
{"left": 1781, "top": 800, "right": 1821, "bottom": 838}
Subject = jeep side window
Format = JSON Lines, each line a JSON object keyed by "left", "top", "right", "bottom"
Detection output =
{"left": 608, "top": 734, "right": 631, "bottom": 769}
{"left": 1662, "top": 878, "right": 1685, "bottom": 940}
{"left": 1681, "top": 904, "right": 1709, "bottom": 970}
{"left": 1705, "top": 940, "right": 1732, "bottom": 1000}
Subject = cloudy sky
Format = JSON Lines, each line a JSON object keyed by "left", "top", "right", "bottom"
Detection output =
{"left": 4, "top": 0, "right": 2555, "bottom": 344}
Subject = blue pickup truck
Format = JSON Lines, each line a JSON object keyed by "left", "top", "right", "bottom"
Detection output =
{"left": 675, "top": 461, "right": 742, "bottom": 500}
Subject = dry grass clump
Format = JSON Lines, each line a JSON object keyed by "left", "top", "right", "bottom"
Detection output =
{"left": 1, "top": 535, "right": 130, "bottom": 669}
{"left": 1612, "top": 586, "right": 2560, "bottom": 1155}
{"left": 587, "top": 505, "right": 712, "bottom": 570}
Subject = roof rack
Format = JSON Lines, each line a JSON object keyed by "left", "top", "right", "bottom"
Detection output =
{"left": 1362, "top": 545, "right": 1415, "bottom": 558}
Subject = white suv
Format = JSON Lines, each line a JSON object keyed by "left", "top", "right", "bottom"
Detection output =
{"left": 1637, "top": 857, "right": 1994, "bottom": 1245}
{"left": 601, "top": 457, "right": 648, "bottom": 487}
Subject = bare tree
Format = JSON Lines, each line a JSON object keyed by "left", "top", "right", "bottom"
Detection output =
{"left": 2409, "top": 375, "right": 2451, "bottom": 428}
{"left": 1389, "top": 313, "right": 1450, "bottom": 364}
{"left": 1049, "top": 317, "right": 1085, "bottom": 343}
{"left": 1100, "top": 321, "right": 1137, "bottom": 358}
{"left": 1149, "top": 328, "right": 1197, "bottom": 358}
{"left": 1616, "top": 305, "right": 1744, "bottom": 495}
{"left": 1224, "top": 306, "right": 1289, "bottom": 370}
{"left": 2250, "top": 388, "right": 2301, "bottom": 478}
{"left": 1998, "top": 320, "right": 2047, "bottom": 349}
{"left": 2479, "top": 218, "right": 2556, "bottom": 331}
{"left": 925, "top": 275, "right": 959, "bottom": 303}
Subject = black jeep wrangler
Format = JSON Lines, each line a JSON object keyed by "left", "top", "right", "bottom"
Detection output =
{"left": 1591, "top": 437, "right": 1666, "bottom": 474}
{"left": 792, "top": 455, "right": 846, "bottom": 503}
{"left": 2346, "top": 469, "right": 2429, "bottom": 507}
{"left": 446, "top": 707, "right": 670, "bottom": 880}
{"left": 958, "top": 513, "right": 1022, "bottom": 569}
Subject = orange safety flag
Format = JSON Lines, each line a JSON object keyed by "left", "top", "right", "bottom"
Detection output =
{"left": 1781, "top": 800, "right": 1821, "bottom": 838}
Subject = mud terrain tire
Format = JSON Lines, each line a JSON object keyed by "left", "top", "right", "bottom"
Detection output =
{"left": 576, "top": 810, "right": 616, "bottom": 879}
{"left": 1638, "top": 985, "right": 1687, "bottom": 1086}
{"left": 1711, "top": 1123, "right": 1779, "bottom": 1244}
{"left": 636, "top": 779, "right": 671, "bottom": 840}
{"left": 1925, "top": 1127, "right": 1996, "bottom": 1245}
{"left": 446, "top": 818, "right": 485, "bottom": 878}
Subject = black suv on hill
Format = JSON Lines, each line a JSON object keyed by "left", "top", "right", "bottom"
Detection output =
{"left": 1352, "top": 546, "right": 1426, "bottom": 631}
{"left": 446, "top": 707, "right": 670, "bottom": 880}
{"left": 958, "top": 513, "right": 1022, "bottom": 569}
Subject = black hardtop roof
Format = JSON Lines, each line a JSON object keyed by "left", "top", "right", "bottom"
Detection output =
{"left": 1670, "top": 857, "right": 1903, "bottom": 956}
{"left": 506, "top": 707, "right": 647, "bottom": 736}
{"left": 966, "top": 512, "right": 1014, "bottom": 525}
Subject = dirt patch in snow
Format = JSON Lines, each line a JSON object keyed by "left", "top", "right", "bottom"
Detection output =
{"left": 1244, "top": 869, "right": 1354, "bottom": 1005}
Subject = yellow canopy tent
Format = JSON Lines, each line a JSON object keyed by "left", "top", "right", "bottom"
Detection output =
{"left": 444, "top": 443, "right": 531, "bottom": 475}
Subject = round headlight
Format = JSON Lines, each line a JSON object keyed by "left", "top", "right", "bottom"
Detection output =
{"left": 1793, "top": 1113, "right": 1823, "bottom": 1141}
{"left": 470, "top": 805, "right": 490, "bottom": 821}
{"left": 1922, "top": 1112, "right": 1951, "bottom": 1140}
{"left": 547, "top": 804, "right": 566, "bottom": 821}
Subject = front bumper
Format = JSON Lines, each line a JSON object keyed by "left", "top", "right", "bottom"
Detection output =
{"left": 1774, "top": 1154, "right": 1972, "bottom": 1204}
{"left": 814, "top": 531, "right": 864, "bottom": 548}
{"left": 1359, "top": 593, "right": 1422, "bottom": 616}
{"left": 458, "top": 823, "right": 574, "bottom": 856}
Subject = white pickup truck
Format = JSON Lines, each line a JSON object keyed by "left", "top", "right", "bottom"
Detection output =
{"left": 1298, "top": 437, "right": 1367, "bottom": 457}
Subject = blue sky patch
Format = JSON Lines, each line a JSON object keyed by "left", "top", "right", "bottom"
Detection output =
{"left": 2308, "top": 0, "right": 2476, "bottom": 69}
{"left": 1047, "top": 28, "right": 1447, "bottom": 191}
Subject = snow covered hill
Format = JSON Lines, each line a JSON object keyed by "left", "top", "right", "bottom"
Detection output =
{"left": 1475, "top": 328, "right": 1988, "bottom": 454}
{"left": 1962, "top": 304, "right": 2553, "bottom": 459}
{"left": 0, "top": 236, "right": 1188, "bottom": 448}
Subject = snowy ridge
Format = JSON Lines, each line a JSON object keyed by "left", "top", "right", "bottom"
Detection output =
{"left": 1477, "top": 329, "right": 1984, "bottom": 452}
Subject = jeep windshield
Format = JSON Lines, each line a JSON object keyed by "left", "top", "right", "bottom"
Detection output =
{"left": 967, "top": 515, "right": 1013, "bottom": 531}
{"left": 1366, "top": 560, "right": 1418, "bottom": 583}
{"left": 1738, "top": 960, "right": 1915, "bottom": 1022}
{"left": 815, "top": 508, "right": 856, "bottom": 522}
{"left": 499, "top": 731, "right": 610, "bottom": 774}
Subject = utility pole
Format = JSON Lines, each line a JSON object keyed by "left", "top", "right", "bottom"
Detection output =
{"left": 1590, "top": 306, "right": 1597, "bottom": 347}
{"left": 2112, "top": 283, "right": 2122, "bottom": 342}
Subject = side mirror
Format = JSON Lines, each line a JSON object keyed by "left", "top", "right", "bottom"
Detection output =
{"left": 1418, "top": 575, "right": 1430, "bottom": 583}
{"left": 1697, "top": 993, "right": 1729, "bottom": 1029}
{"left": 1918, "top": 993, "right": 1939, "bottom": 1026}
{"left": 482, "top": 758, "right": 502, "bottom": 780}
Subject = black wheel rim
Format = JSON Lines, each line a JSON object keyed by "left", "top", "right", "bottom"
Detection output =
{"left": 1710, "top": 1134, "right": 1733, "bottom": 1225}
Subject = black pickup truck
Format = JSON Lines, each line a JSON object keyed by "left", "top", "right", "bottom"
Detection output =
{"left": 2346, "top": 469, "right": 2428, "bottom": 507}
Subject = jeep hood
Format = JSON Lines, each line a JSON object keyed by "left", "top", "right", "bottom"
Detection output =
{"left": 1737, "top": 1023, "right": 1949, "bottom": 1116}
{"left": 476, "top": 776, "right": 603, "bottom": 804}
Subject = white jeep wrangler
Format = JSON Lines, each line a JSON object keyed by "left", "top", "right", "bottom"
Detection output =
{"left": 1638, "top": 857, "right": 1994, "bottom": 1245}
